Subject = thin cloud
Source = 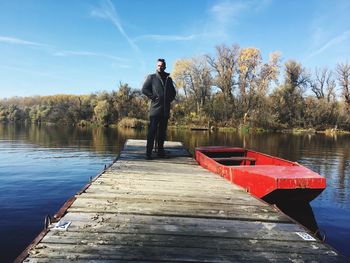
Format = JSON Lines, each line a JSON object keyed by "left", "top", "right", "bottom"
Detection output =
{"left": 134, "top": 34, "right": 201, "bottom": 42}
{"left": 0, "top": 36, "right": 46, "bottom": 46}
{"left": 0, "top": 65, "right": 67, "bottom": 80}
{"left": 91, "top": 0, "right": 140, "bottom": 53}
{"left": 199, "top": 0, "right": 250, "bottom": 41}
{"left": 254, "top": 0, "right": 273, "bottom": 12}
{"left": 112, "top": 63, "right": 131, "bottom": 69}
{"left": 54, "top": 50, "right": 128, "bottom": 62}
{"left": 118, "top": 64, "right": 131, "bottom": 69}
{"left": 308, "top": 30, "right": 350, "bottom": 58}
{"left": 210, "top": 0, "right": 247, "bottom": 26}
{"left": 207, "top": 0, "right": 269, "bottom": 36}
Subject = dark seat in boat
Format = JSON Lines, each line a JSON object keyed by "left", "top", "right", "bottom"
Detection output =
{"left": 213, "top": 157, "right": 256, "bottom": 165}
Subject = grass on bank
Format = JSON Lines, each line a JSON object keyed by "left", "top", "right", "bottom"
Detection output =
{"left": 117, "top": 118, "right": 148, "bottom": 129}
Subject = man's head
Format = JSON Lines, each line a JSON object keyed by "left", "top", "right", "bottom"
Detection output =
{"left": 157, "top": 58, "right": 166, "bottom": 73}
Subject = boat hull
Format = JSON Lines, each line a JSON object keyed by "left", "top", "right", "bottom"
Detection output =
{"left": 195, "top": 146, "right": 326, "bottom": 203}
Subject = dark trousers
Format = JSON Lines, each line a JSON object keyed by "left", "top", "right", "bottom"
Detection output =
{"left": 146, "top": 116, "right": 168, "bottom": 155}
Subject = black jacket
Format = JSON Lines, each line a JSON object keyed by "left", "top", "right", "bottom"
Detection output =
{"left": 142, "top": 71, "right": 176, "bottom": 117}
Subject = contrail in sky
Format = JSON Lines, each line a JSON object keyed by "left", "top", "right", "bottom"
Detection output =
{"left": 91, "top": 0, "right": 140, "bottom": 53}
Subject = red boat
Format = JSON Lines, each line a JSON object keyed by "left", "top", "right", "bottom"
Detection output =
{"left": 195, "top": 146, "right": 326, "bottom": 203}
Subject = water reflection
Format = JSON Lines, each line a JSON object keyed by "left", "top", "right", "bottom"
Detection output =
{"left": 0, "top": 123, "right": 147, "bottom": 153}
{"left": 275, "top": 202, "right": 322, "bottom": 240}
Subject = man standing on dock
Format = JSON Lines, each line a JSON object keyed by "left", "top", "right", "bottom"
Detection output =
{"left": 142, "top": 58, "right": 176, "bottom": 160}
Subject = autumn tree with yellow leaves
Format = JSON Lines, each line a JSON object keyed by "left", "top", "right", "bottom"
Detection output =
{"left": 236, "top": 48, "right": 280, "bottom": 125}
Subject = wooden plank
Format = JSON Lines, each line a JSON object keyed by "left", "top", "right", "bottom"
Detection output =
{"left": 98, "top": 171, "right": 229, "bottom": 181}
{"left": 68, "top": 198, "right": 289, "bottom": 222}
{"left": 77, "top": 192, "right": 266, "bottom": 207}
{"left": 41, "top": 231, "right": 327, "bottom": 248}
{"left": 87, "top": 181, "right": 240, "bottom": 192}
{"left": 84, "top": 186, "right": 249, "bottom": 199}
{"left": 47, "top": 212, "right": 299, "bottom": 237}
{"left": 108, "top": 161, "right": 205, "bottom": 173}
{"left": 93, "top": 176, "right": 238, "bottom": 188}
{"left": 24, "top": 243, "right": 341, "bottom": 262}
{"left": 42, "top": 212, "right": 306, "bottom": 242}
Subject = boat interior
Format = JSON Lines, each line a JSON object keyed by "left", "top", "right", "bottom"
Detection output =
{"left": 199, "top": 147, "right": 296, "bottom": 167}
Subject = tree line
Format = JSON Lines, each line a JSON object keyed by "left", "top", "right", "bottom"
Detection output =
{"left": 1, "top": 43, "right": 350, "bottom": 130}
{"left": 172, "top": 44, "right": 350, "bottom": 130}
{"left": 0, "top": 83, "right": 148, "bottom": 126}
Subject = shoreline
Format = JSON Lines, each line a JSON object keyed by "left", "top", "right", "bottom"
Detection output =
{"left": 2, "top": 121, "right": 350, "bottom": 135}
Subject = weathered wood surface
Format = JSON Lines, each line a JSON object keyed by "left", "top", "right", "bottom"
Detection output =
{"left": 23, "top": 139, "right": 346, "bottom": 262}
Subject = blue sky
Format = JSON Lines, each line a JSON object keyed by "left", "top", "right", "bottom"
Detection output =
{"left": 0, "top": 0, "right": 349, "bottom": 98}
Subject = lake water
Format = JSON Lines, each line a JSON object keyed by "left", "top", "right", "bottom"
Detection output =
{"left": 0, "top": 124, "right": 349, "bottom": 262}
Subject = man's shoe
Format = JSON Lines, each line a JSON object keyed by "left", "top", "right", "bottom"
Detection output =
{"left": 145, "top": 154, "right": 153, "bottom": 160}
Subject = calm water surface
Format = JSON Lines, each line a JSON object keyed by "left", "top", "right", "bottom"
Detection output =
{"left": 0, "top": 124, "right": 349, "bottom": 262}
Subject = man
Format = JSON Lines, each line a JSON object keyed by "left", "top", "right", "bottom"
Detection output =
{"left": 142, "top": 58, "right": 176, "bottom": 160}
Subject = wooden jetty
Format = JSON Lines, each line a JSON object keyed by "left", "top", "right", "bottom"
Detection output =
{"left": 19, "top": 139, "right": 346, "bottom": 262}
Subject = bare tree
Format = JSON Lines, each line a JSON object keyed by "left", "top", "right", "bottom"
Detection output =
{"left": 206, "top": 44, "right": 239, "bottom": 122}
{"left": 284, "top": 60, "right": 310, "bottom": 92}
{"left": 271, "top": 60, "right": 310, "bottom": 127}
{"left": 206, "top": 44, "right": 239, "bottom": 99}
{"left": 311, "top": 67, "right": 336, "bottom": 102}
{"left": 191, "top": 57, "right": 212, "bottom": 112}
{"left": 172, "top": 57, "right": 211, "bottom": 114}
{"left": 336, "top": 62, "right": 350, "bottom": 106}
